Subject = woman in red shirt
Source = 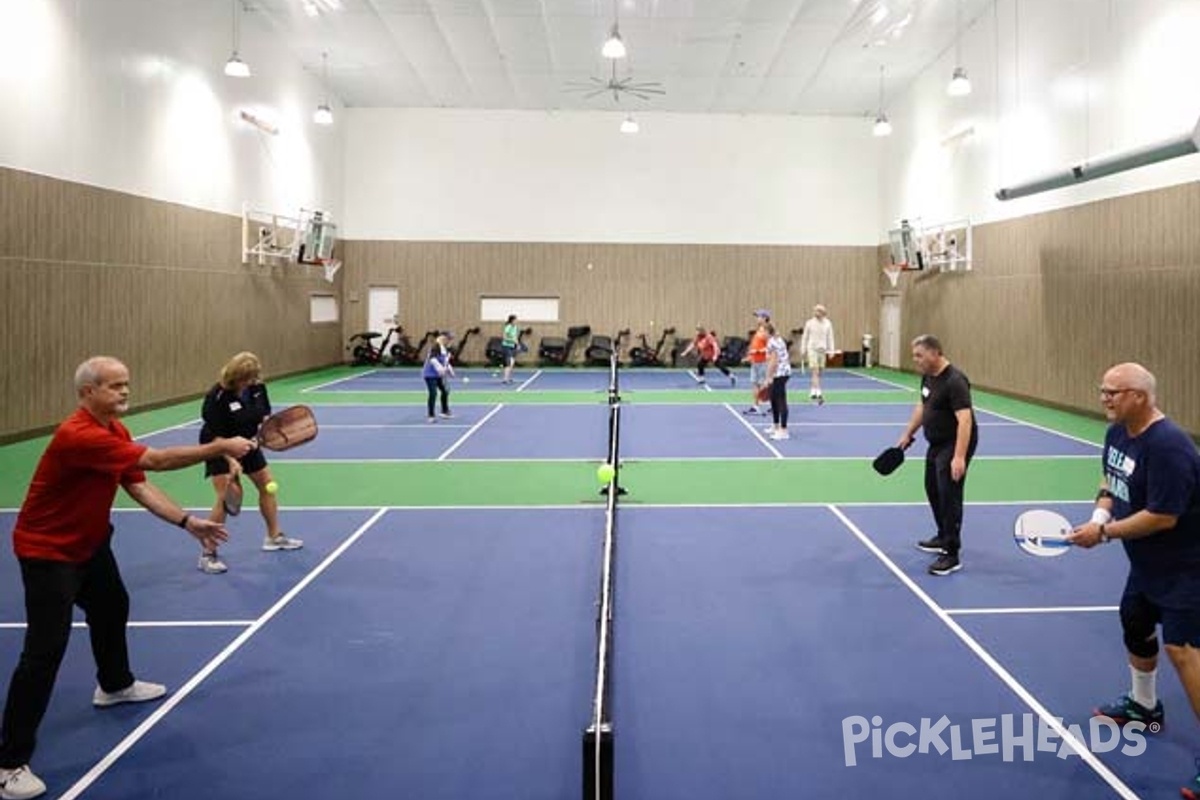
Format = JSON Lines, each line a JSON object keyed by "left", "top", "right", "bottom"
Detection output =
{"left": 679, "top": 326, "right": 736, "bottom": 387}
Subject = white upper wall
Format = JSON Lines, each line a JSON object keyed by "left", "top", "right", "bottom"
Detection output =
{"left": 0, "top": 0, "right": 343, "bottom": 223}
{"left": 343, "top": 109, "right": 882, "bottom": 245}
{"left": 880, "top": 0, "right": 1200, "bottom": 232}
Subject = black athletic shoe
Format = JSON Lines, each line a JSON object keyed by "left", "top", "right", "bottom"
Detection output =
{"left": 928, "top": 554, "right": 962, "bottom": 576}
{"left": 1093, "top": 694, "right": 1164, "bottom": 730}
{"left": 916, "top": 537, "right": 948, "bottom": 554}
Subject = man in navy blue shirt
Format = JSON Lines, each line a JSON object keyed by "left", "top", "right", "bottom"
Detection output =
{"left": 1068, "top": 363, "right": 1200, "bottom": 798}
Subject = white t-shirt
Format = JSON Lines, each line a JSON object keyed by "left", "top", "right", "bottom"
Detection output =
{"left": 766, "top": 335, "right": 792, "bottom": 377}
{"left": 800, "top": 317, "right": 835, "bottom": 353}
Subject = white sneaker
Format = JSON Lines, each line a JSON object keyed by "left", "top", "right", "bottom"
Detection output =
{"left": 197, "top": 552, "right": 227, "bottom": 574}
{"left": 93, "top": 680, "right": 167, "bottom": 708}
{"left": 0, "top": 765, "right": 46, "bottom": 800}
{"left": 262, "top": 534, "right": 303, "bottom": 551}
{"left": 771, "top": 430, "right": 791, "bottom": 440}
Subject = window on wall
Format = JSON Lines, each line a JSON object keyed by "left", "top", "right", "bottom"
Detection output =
{"left": 479, "top": 296, "right": 560, "bottom": 322}
{"left": 310, "top": 294, "right": 339, "bottom": 323}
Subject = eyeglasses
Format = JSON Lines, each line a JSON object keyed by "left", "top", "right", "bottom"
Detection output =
{"left": 1098, "top": 387, "right": 1138, "bottom": 399}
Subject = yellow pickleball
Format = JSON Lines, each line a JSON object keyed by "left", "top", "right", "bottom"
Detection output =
{"left": 265, "top": 481, "right": 279, "bottom": 495}
{"left": 597, "top": 464, "right": 615, "bottom": 484}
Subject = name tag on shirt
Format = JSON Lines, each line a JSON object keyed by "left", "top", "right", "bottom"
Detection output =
{"left": 229, "top": 401, "right": 243, "bottom": 412}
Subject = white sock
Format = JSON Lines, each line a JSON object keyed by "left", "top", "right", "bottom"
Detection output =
{"left": 1130, "top": 665, "right": 1157, "bottom": 708}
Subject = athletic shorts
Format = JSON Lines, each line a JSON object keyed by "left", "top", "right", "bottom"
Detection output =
{"left": 1121, "top": 584, "right": 1200, "bottom": 648}
{"left": 750, "top": 362, "right": 767, "bottom": 385}
{"left": 204, "top": 447, "right": 267, "bottom": 479}
{"left": 807, "top": 349, "right": 827, "bottom": 370}
{"left": 501, "top": 344, "right": 517, "bottom": 365}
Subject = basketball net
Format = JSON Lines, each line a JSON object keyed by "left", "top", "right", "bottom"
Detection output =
{"left": 883, "top": 263, "right": 903, "bottom": 288}
{"left": 319, "top": 258, "right": 342, "bottom": 283}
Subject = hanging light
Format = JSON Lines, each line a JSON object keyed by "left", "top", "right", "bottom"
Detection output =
{"left": 620, "top": 115, "right": 639, "bottom": 134}
{"left": 947, "top": 66, "right": 972, "bottom": 97}
{"left": 872, "top": 65, "right": 892, "bottom": 137}
{"left": 314, "top": 52, "right": 334, "bottom": 124}
{"left": 602, "top": 25, "right": 626, "bottom": 59}
{"left": 947, "top": 0, "right": 971, "bottom": 96}
{"left": 602, "top": 0, "right": 626, "bottom": 59}
{"left": 223, "top": 0, "right": 250, "bottom": 77}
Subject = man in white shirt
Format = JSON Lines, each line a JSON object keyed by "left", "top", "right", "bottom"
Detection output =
{"left": 799, "top": 304, "right": 835, "bottom": 405}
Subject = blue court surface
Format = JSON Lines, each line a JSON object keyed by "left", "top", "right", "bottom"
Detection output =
{"left": 304, "top": 367, "right": 904, "bottom": 394}
{"left": 136, "top": 403, "right": 1098, "bottom": 461}
{"left": 0, "top": 502, "right": 1179, "bottom": 799}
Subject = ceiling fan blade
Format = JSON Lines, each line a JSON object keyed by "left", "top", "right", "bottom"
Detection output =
{"left": 584, "top": 88, "right": 610, "bottom": 99}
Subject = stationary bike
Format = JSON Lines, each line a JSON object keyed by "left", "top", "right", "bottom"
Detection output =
{"left": 348, "top": 326, "right": 404, "bottom": 366}
{"left": 628, "top": 327, "right": 676, "bottom": 367}
{"left": 448, "top": 326, "right": 482, "bottom": 364}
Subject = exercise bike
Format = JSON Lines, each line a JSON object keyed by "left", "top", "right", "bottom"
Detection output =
{"left": 584, "top": 328, "right": 630, "bottom": 366}
{"left": 485, "top": 327, "right": 532, "bottom": 367}
{"left": 628, "top": 327, "right": 675, "bottom": 367}
{"left": 448, "top": 326, "right": 482, "bottom": 364}
{"left": 348, "top": 326, "right": 407, "bottom": 366}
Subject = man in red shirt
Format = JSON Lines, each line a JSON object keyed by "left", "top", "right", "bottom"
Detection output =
{"left": 0, "top": 357, "right": 255, "bottom": 800}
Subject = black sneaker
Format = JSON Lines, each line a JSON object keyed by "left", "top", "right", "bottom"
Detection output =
{"left": 1093, "top": 694, "right": 1164, "bottom": 730}
{"left": 916, "top": 537, "right": 948, "bottom": 554}
{"left": 928, "top": 554, "right": 961, "bottom": 575}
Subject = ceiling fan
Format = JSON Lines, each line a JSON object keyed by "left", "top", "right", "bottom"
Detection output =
{"left": 564, "top": 61, "right": 666, "bottom": 102}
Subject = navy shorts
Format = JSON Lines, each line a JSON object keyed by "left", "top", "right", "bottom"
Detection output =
{"left": 1120, "top": 584, "right": 1200, "bottom": 647}
{"left": 501, "top": 344, "right": 517, "bottom": 366}
{"left": 204, "top": 447, "right": 267, "bottom": 479}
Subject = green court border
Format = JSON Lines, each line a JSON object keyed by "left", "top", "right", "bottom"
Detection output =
{"left": 0, "top": 367, "right": 1108, "bottom": 509}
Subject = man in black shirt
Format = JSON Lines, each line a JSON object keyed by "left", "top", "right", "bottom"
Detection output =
{"left": 894, "top": 335, "right": 978, "bottom": 575}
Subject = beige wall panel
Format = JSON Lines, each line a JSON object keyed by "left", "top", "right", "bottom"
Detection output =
{"left": 898, "top": 182, "right": 1200, "bottom": 435}
{"left": 1, "top": 168, "right": 343, "bottom": 439}
{"left": 342, "top": 240, "right": 881, "bottom": 366}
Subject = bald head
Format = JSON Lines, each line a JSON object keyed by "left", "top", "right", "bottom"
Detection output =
{"left": 1105, "top": 362, "right": 1157, "bottom": 400}
{"left": 75, "top": 356, "right": 125, "bottom": 395}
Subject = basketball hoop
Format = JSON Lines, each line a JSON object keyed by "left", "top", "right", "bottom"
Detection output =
{"left": 883, "top": 263, "right": 903, "bottom": 289}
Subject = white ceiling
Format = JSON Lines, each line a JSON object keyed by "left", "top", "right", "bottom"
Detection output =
{"left": 247, "top": 0, "right": 996, "bottom": 115}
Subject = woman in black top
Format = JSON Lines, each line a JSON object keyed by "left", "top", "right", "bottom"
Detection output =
{"left": 197, "top": 352, "right": 303, "bottom": 574}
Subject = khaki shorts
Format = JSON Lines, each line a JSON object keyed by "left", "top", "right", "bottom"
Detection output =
{"left": 806, "top": 349, "right": 827, "bottom": 370}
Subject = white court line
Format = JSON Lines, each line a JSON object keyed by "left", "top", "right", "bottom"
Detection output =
{"left": 826, "top": 504, "right": 1138, "bottom": 800}
{"left": 945, "top": 606, "right": 1119, "bottom": 615}
{"left": 686, "top": 370, "right": 714, "bottom": 392}
{"left": 515, "top": 370, "right": 543, "bottom": 392}
{"left": 975, "top": 405, "right": 1103, "bottom": 450}
{"left": 843, "top": 369, "right": 916, "bottom": 391}
{"left": 723, "top": 403, "right": 783, "bottom": 459}
{"left": 0, "top": 620, "right": 254, "bottom": 630}
{"left": 783, "top": 421, "right": 1021, "bottom": 427}
{"left": 1, "top": 499, "right": 1094, "bottom": 515}
{"left": 132, "top": 419, "right": 201, "bottom": 440}
{"left": 437, "top": 404, "right": 505, "bottom": 461}
{"left": 58, "top": 507, "right": 390, "bottom": 800}
{"left": 320, "top": 423, "right": 473, "bottom": 429}
{"left": 301, "top": 370, "right": 381, "bottom": 392}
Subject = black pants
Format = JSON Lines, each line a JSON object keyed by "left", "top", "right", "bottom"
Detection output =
{"left": 770, "top": 375, "right": 790, "bottom": 428}
{"left": 696, "top": 358, "right": 731, "bottom": 378}
{"left": 924, "top": 440, "right": 976, "bottom": 555}
{"left": 0, "top": 539, "right": 133, "bottom": 768}
{"left": 425, "top": 376, "right": 449, "bottom": 417}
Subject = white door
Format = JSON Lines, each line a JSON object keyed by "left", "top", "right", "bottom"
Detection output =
{"left": 880, "top": 295, "right": 902, "bottom": 368}
{"left": 368, "top": 286, "right": 399, "bottom": 334}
